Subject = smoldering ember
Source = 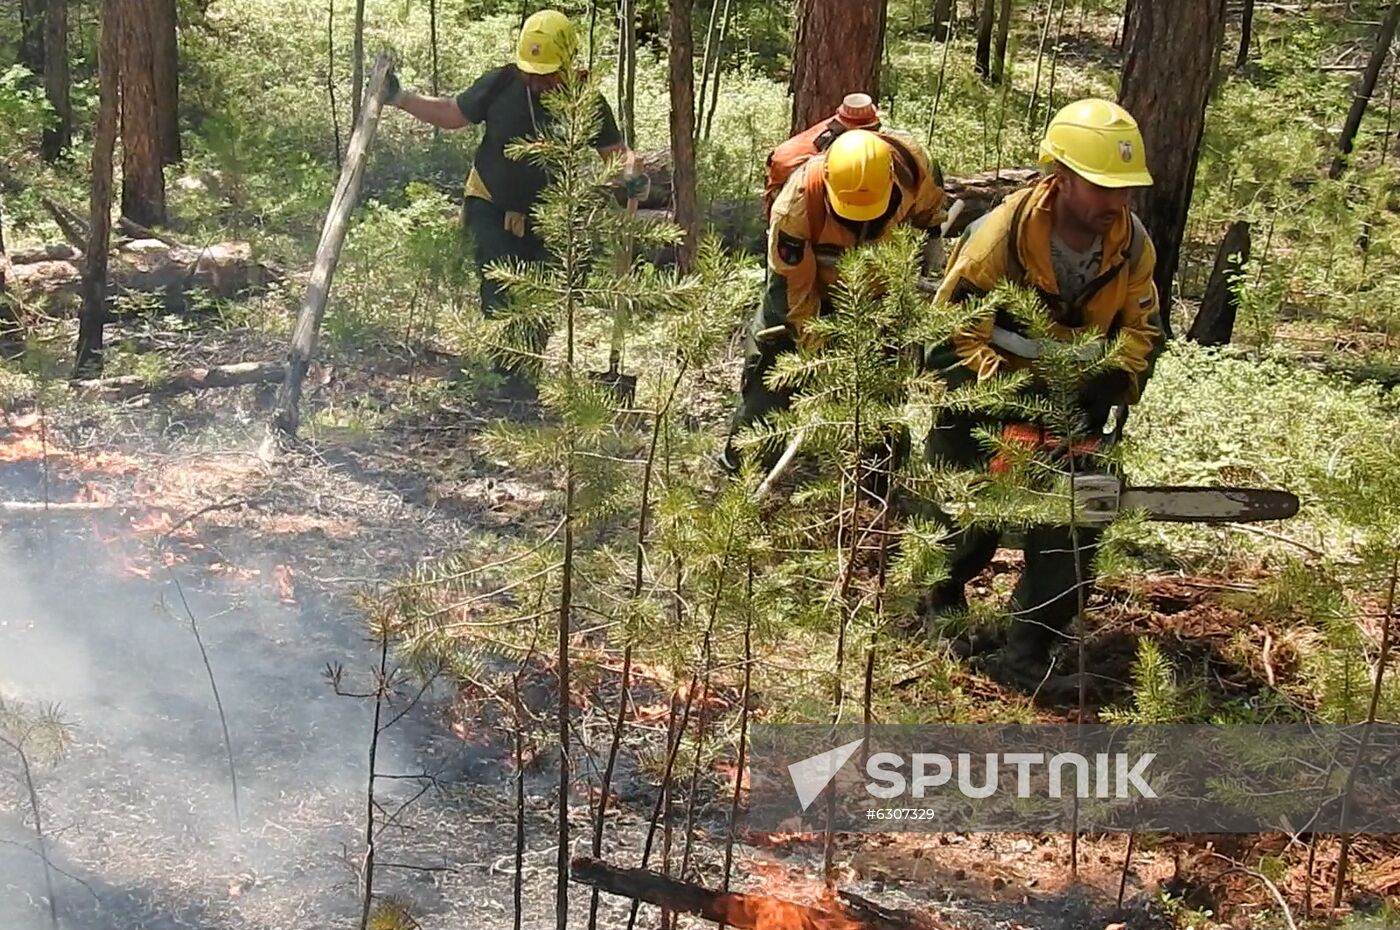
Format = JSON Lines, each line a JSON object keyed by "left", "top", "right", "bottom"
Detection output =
{"left": 2, "top": 2, "right": 1399, "bottom": 930}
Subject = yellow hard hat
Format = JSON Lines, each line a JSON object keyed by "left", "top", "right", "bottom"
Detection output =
{"left": 1039, "top": 98, "right": 1154, "bottom": 189}
{"left": 517, "top": 9, "right": 575, "bottom": 75}
{"left": 823, "top": 129, "right": 895, "bottom": 222}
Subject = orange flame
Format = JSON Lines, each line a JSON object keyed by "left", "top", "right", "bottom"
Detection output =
{"left": 130, "top": 510, "right": 175, "bottom": 535}
{"left": 710, "top": 890, "right": 865, "bottom": 930}
{"left": 271, "top": 564, "right": 295, "bottom": 603}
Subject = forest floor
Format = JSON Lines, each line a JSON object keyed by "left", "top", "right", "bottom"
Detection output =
{"left": 3, "top": 316, "right": 1395, "bottom": 930}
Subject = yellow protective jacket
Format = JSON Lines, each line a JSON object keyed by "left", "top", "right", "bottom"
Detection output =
{"left": 767, "top": 133, "right": 946, "bottom": 339}
{"left": 934, "top": 176, "right": 1162, "bottom": 401}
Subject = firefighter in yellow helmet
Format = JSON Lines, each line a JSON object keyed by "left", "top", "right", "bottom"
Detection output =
{"left": 719, "top": 127, "right": 947, "bottom": 472}
{"left": 922, "top": 98, "right": 1165, "bottom": 675}
{"left": 385, "top": 10, "right": 645, "bottom": 395}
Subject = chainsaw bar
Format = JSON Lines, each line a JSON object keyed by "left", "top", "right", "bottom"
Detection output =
{"left": 1070, "top": 476, "right": 1300, "bottom": 525}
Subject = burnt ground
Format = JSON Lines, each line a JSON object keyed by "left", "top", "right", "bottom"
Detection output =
{"left": 0, "top": 345, "right": 1379, "bottom": 930}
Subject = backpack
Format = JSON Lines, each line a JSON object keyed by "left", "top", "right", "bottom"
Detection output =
{"left": 763, "top": 118, "right": 850, "bottom": 220}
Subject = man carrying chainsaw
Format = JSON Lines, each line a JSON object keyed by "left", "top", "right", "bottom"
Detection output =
{"left": 385, "top": 9, "right": 646, "bottom": 392}
{"left": 718, "top": 126, "right": 947, "bottom": 473}
{"left": 922, "top": 98, "right": 1165, "bottom": 671}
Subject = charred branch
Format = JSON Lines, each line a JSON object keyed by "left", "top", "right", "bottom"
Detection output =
{"left": 571, "top": 857, "right": 943, "bottom": 930}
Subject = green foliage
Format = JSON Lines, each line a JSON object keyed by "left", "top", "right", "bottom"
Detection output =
{"left": 1103, "top": 639, "right": 1207, "bottom": 724}
{"left": 0, "top": 65, "right": 52, "bottom": 158}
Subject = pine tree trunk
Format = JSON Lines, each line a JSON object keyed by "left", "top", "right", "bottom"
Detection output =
{"left": 1329, "top": 3, "right": 1400, "bottom": 180}
{"left": 0, "top": 200, "right": 12, "bottom": 328}
{"left": 20, "top": 0, "right": 45, "bottom": 74}
{"left": 76, "top": 0, "right": 121, "bottom": 375}
{"left": 1117, "top": 0, "right": 1225, "bottom": 340}
{"left": 975, "top": 0, "right": 995, "bottom": 78}
{"left": 40, "top": 0, "right": 71, "bottom": 160}
{"left": 992, "top": 0, "right": 1013, "bottom": 83}
{"left": 1236, "top": 0, "right": 1255, "bottom": 70}
{"left": 790, "top": 0, "right": 887, "bottom": 132}
{"left": 429, "top": 0, "right": 439, "bottom": 96}
{"left": 153, "top": 0, "right": 180, "bottom": 164}
{"left": 932, "top": 0, "right": 953, "bottom": 40}
{"left": 119, "top": 0, "right": 167, "bottom": 228}
{"left": 669, "top": 0, "right": 699, "bottom": 272}
{"left": 350, "top": 0, "right": 366, "bottom": 125}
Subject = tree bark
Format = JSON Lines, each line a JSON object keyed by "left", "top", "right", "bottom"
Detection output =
{"left": 669, "top": 0, "right": 699, "bottom": 272}
{"left": 41, "top": 0, "right": 71, "bottom": 160}
{"left": 618, "top": 0, "right": 638, "bottom": 146}
{"left": 1118, "top": 0, "right": 1225, "bottom": 340}
{"left": 0, "top": 199, "right": 13, "bottom": 329}
{"left": 1329, "top": 3, "right": 1400, "bottom": 180}
{"left": 76, "top": 0, "right": 121, "bottom": 376}
{"left": 975, "top": 0, "right": 996, "bottom": 78}
{"left": 1187, "top": 220, "right": 1250, "bottom": 346}
{"left": 267, "top": 56, "right": 391, "bottom": 442}
{"left": 931, "top": 0, "right": 954, "bottom": 40}
{"left": 790, "top": 0, "right": 888, "bottom": 133}
{"left": 153, "top": 0, "right": 180, "bottom": 164}
{"left": 350, "top": 0, "right": 367, "bottom": 125}
{"left": 992, "top": 0, "right": 1013, "bottom": 83}
{"left": 119, "top": 0, "right": 167, "bottom": 228}
{"left": 1236, "top": 0, "right": 1255, "bottom": 70}
{"left": 20, "top": 0, "right": 45, "bottom": 74}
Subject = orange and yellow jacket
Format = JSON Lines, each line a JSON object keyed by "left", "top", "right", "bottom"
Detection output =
{"left": 767, "top": 134, "right": 946, "bottom": 341}
{"left": 933, "top": 176, "right": 1163, "bottom": 402}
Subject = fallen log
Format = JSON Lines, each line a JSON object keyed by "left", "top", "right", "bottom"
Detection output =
{"left": 0, "top": 501, "right": 118, "bottom": 514}
{"left": 70, "top": 360, "right": 285, "bottom": 400}
{"left": 570, "top": 857, "right": 942, "bottom": 930}
{"left": 9, "top": 243, "right": 80, "bottom": 264}
{"left": 9, "top": 239, "right": 272, "bottom": 312}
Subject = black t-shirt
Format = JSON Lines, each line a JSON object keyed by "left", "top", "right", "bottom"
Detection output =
{"left": 456, "top": 66, "right": 624, "bottom": 213}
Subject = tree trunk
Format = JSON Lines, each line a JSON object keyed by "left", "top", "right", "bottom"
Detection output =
{"left": 153, "top": 0, "right": 180, "bottom": 164}
{"left": 20, "top": 0, "right": 45, "bottom": 74}
{"left": 1118, "top": 0, "right": 1225, "bottom": 340}
{"left": 619, "top": 0, "right": 638, "bottom": 146}
{"left": 669, "top": 0, "right": 699, "bottom": 272}
{"left": 1329, "top": 3, "right": 1400, "bottom": 179}
{"left": 267, "top": 56, "right": 391, "bottom": 442}
{"left": 1236, "top": 0, "right": 1254, "bottom": 70}
{"left": 1187, "top": 220, "right": 1250, "bottom": 346}
{"left": 40, "top": 0, "right": 71, "bottom": 160}
{"left": 992, "top": 0, "right": 1013, "bottom": 83}
{"left": 76, "top": 0, "right": 121, "bottom": 376}
{"left": 350, "top": 0, "right": 366, "bottom": 125}
{"left": 790, "top": 0, "right": 888, "bottom": 133}
{"left": 0, "top": 200, "right": 13, "bottom": 329}
{"left": 975, "top": 0, "right": 996, "bottom": 78}
{"left": 932, "top": 0, "right": 954, "bottom": 40}
{"left": 119, "top": 0, "right": 167, "bottom": 228}
{"left": 429, "top": 0, "right": 439, "bottom": 96}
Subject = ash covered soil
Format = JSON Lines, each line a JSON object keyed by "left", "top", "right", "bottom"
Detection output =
{"left": 0, "top": 385, "right": 1176, "bottom": 930}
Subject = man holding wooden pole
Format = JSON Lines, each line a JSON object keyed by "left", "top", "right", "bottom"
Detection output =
{"left": 385, "top": 9, "right": 647, "bottom": 396}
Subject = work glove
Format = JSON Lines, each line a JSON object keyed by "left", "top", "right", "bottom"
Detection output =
{"left": 1075, "top": 367, "right": 1131, "bottom": 425}
{"left": 384, "top": 68, "right": 403, "bottom": 106}
{"left": 622, "top": 171, "right": 650, "bottom": 203}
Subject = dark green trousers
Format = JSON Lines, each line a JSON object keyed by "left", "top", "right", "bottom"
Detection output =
{"left": 720, "top": 273, "right": 805, "bottom": 472}
{"left": 466, "top": 197, "right": 550, "bottom": 364}
{"left": 923, "top": 412, "right": 1102, "bottom": 658}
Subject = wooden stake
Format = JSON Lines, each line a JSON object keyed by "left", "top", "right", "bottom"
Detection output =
{"left": 265, "top": 54, "right": 391, "bottom": 448}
